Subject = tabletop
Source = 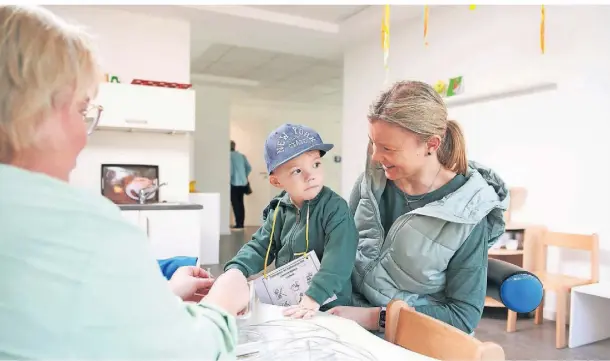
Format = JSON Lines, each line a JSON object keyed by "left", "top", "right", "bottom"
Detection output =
{"left": 572, "top": 282, "right": 610, "bottom": 298}
{"left": 236, "top": 301, "right": 437, "bottom": 361}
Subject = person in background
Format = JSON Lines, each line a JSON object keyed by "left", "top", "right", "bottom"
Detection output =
{"left": 230, "top": 140, "right": 252, "bottom": 230}
{"left": 224, "top": 124, "right": 359, "bottom": 319}
{"left": 327, "top": 81, "right": 509, "bottom": 336}
{"left": 0, "top": 5, "right": 249, "bottom": 360}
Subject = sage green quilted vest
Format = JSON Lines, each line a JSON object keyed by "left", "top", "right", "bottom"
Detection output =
{"left": 349, "top": 160, "right": 509, "bottom": 307}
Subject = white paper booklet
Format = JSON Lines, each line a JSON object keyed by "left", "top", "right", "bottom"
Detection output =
{"left": 252, "top": 251, "right": 336, "bottom": 307}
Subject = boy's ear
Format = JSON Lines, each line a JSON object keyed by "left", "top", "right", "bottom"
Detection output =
{"left": 269, "top": 175, "right": 282, "bottom": 188}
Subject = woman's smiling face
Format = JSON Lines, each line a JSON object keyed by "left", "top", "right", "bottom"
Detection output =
{"left": 368, "top": 119, "right": 429, "bottom": 181}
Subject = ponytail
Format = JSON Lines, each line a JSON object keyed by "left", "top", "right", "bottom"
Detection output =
{"left": 437, "top": 119, "right": 468, "bottom": 175}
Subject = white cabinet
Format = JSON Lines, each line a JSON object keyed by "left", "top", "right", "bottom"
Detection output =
{"left": 121, "top": 210, "right": 144, "bottom": 230}
{"left": 95, "top": 83, "right": 195, "bottom": 132}
{"left": 120, "top": 209, "right": 201, "bottom": 260}
{"left": 141, "top": 210, "right": 201, "bottom": 260}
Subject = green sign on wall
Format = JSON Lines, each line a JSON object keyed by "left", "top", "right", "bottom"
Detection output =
{"left": 446, "top": 76, "right": 464, "bottom": 97}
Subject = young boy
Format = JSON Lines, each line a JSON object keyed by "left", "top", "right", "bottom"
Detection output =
{"left": 224, "top": 123, "right": 358, "bottom": 319}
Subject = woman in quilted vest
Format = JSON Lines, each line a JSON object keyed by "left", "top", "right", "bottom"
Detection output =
{"left": 327, "top": 80, "right": 510, "bottom": 335}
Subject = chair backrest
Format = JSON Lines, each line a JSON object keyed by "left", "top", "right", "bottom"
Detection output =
{"left": 536, "top": 231, "right": 599, "bottom": 282}
{"left": 504, "top": 187, "right": 528, "bottom": 223}
{"left": 385, "top": 300, "right": 505, "bottom": 361}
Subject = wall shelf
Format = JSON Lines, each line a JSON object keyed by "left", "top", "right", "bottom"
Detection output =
{"left": 445, "top": 82, "right": 558, "bottom": 108}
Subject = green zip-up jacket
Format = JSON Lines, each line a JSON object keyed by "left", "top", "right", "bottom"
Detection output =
{"left": 224, "top": 186, "right": 358, "bottom": 310}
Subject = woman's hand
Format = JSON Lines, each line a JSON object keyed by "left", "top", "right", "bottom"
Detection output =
{"left": 283, "top": 295, "right": 320, "bottom": 319}
{"left": 168, "top": 266, "right": 214, "bottom": 302}
{"left": 326, "top": 306, "right": 382, "bottom": 331}
{"left": 202, "top": 268, "right": 250, "bottom": 316}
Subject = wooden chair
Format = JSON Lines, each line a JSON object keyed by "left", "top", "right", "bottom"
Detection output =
{"left": 385, "top": 300, "right": 505, "bottom": 361}
{"left": 531, "top": 231, "right": 599, "bottom": 349}
{"left": 503, "top": 187, "right": 528, "bottom": 224}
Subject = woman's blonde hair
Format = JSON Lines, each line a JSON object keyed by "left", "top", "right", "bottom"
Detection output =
{"left": 368, "top": 80, "right": 468, "bottom": 175}
{"left": 0, "top": 5, "right": 101, "bottom": 163}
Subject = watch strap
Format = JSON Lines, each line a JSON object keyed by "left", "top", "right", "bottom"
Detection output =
{"left": 378, "top": 306, "right": 387, "bottom": 332}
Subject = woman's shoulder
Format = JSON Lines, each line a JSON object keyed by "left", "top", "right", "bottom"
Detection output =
{"left": 351, "top": 172, "right": 366, "bottom": 189}
{"left": 0, "top": 164, "right": 121, "bottom": 214}
{"left": 346, "top": 172, "right": 366, "bottom": 205}
{"left": 450, "top": 216, "right": 496, "bottom": 265}
{"left": 0, "top": 165, "right": 147, "bottom": 255}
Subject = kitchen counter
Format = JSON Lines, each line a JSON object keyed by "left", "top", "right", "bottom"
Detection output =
{"left": 118, "top": 202, "right": 203, "bottom": 211}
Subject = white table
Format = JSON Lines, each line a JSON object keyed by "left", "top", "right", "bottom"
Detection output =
{"left": 569, "top": 283, "right": 610, "bottom": 348}
{"left": 237, "top": 302, "right": 437, "bottom": 361}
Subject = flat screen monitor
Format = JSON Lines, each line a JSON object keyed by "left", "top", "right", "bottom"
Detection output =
{"left": 101, "top": 163, "right": 159, "bottom": 204}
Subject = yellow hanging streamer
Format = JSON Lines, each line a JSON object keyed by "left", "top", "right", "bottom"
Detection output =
{"left": 540, "top": 5, "right": 545, "bottom": 54}
{"left": 263, "top": 203, "right": 310, "bottom": 278}
{"left": 381, "top": 4, "right": 390, "bottom": 84}
{"left": 381, "top": 5, "right": 390, "bottom": 54}
{"left": 423, "top": 5, "right": 429, "bottom": 46}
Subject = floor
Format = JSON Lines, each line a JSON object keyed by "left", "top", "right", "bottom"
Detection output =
{"left": 203, "top": 226, "right": 610, "bottom": 360}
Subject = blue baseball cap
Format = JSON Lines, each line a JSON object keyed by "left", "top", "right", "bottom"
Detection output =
{"left": 264, "top": 123, "right": 334, "bottom": 174}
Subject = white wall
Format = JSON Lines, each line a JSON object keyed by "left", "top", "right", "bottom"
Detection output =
{"left": 48, "top": 6, "right": 190, "bottom": 83}
{"left": 231, "top": 102, "right": 342, "bottom": 227}
{"left": 191, "top": 86, "right": 233, "bottom": 234}
{"left": 48, "top": 6, "right": 193, "bottom": 202}
{"left": 342, "top": 5, "right": 610, "bottom": 318}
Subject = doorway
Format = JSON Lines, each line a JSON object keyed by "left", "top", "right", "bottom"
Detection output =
{"left": 230, "top": 122, "right": 277, "bottom": 227}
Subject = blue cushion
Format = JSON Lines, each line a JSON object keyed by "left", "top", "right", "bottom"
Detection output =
{"left": 157, "top": 256, "right": 198, "bottom": 280}
{"left": 500, "top": 273, "right": 544, "bottom": 313}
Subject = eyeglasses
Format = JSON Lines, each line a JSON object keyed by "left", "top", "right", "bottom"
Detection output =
{"left": 84, "top": 104, "right": 104, "bottom": 135}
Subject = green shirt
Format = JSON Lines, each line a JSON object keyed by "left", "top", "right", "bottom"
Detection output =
{"left": 0, "top": 164, "right": 237, "bottom": 360}
{"left": 378, "top": 176, "right": 491, "bottom": 333}
{"left": 224, "top": 186, "right": 358, "bottom": 310}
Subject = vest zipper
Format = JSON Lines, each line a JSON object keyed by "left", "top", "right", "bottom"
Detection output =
{"left": 286, "top": 206, "right": 301, "bottom": 259}
{"left": 381, "top": 211, "right": 414, "bottom": 251}
{"left": 356, "top": 179, "right": 386, "bottom": 291}
{"left": 358, "top": 212, "right": 414, "bottom": 292}
{"left": 358, "top": 176, "right": 418, "bottom": 291}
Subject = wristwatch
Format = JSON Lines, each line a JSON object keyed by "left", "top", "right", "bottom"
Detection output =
{"left": 378, "top": 306, "right": 387, "bottom": 332}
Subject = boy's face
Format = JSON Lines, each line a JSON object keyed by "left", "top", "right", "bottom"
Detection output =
{"left": 269, "top": 150, "right": 324, "bottom": 205}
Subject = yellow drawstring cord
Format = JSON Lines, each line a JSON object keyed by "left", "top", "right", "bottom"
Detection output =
{"left": 263, "top": 203, "right": 280, "bottom": 279}
{"left": 262, "top": 202, "right": 310, "bottom": 278}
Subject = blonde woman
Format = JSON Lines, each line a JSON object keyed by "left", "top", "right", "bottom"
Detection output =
{"left": 0, "top": 5, "right": 249, "bottom": 359}
{"left": 328, "top": 81, "right": 510, "bottom": 335}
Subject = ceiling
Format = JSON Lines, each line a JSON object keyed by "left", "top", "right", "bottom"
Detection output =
{"left": 185, "top": 5, "right": 380, "bottom": 107}
{"left": 191, "top": 44, "right": 342, "bottom": 106}
{"left": 92, "top": 5, "right": 440, "bottom": 107}
{"left": 253, "top": 5, "right": 369, "bottom": 23}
